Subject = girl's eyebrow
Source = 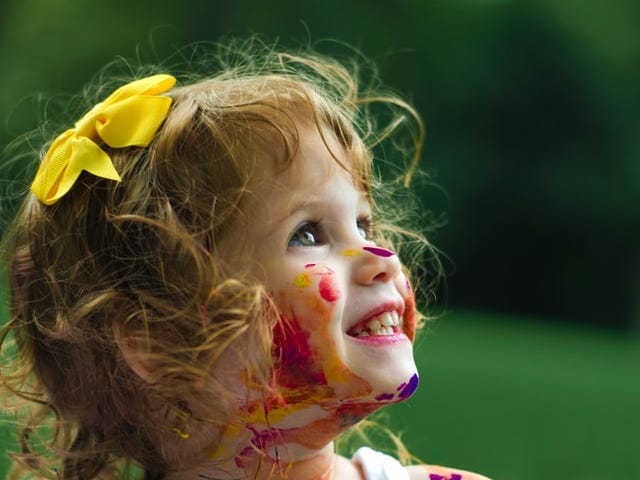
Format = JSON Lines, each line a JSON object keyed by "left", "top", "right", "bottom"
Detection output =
{"left": 285, "top": 199, "right": 325, "bottom": 217}
{"left": 285, "top": 192, "right": 370, "bottom": 218}
{"left": 264, "top": 199, "right": 325, "bottom": 238}
{"left": 269, "top": 194, "right": 371, "bottom": 236}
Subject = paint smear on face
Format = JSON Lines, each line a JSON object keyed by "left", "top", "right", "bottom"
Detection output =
{"left": 318, "top": 276, "right": 338, "bottom": 302}
{"left": 272, "top": 315, "right": 327, "bottom": 389}
{"left": 374, "top": 392, "right": 395, "bottom": 401}
{"left": 362, "top": 246, "right": 395, "bottom": 257}
{"left": 403, "top": 285, "right": 417, "bottom": 342}
{"left": 294, "top": 273, "right": 312, "bottom": 288}
{"left": 342, "top": 248, "right": 362, "bottom": 257}
{"left": 273, "top": 269, "right": 372, "bottom": 401}
{"left": 397, "top": 373, "right": 419, "bottom": 399}
{"left": 305, "top": 263, "right": 316, "bottom": 268}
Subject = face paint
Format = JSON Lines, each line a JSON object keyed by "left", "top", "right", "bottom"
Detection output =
{"left": 402, "top": 286, "right": 417, "bottom": 342}
{"left": 318, "top": 276, "right": 338, "bottom": 302}
{"left": 273, "top": 314, "right": 329, "bottom": 390}
{"left": 372, "top": 373, "right": 419, "bottom": 403}
{"left": 362, "top": 245, "right": 395, "bottom": 257}
{"left": 342, "top": 248, "right": 362, "bottom": 257}
{"left": 397, "top": 373, "right": 419, "bottom": 400}
{"left": 294, "top": 273, "right": 313, "bottom": 288}
{"left": 278, "top": 266, "right": 372, "bottom": 399}
{"left": 374, "top": 392, "right": 395, "bottom": 401}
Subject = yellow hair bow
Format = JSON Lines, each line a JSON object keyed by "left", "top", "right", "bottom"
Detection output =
{"left": 31, "top": 74, "right": 176, "bottom": 205}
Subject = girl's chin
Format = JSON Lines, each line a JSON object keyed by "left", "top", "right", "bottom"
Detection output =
{"left": 362, "top": 366, "right": 420, "bottom": 404}
{"left": 324, "top": 366, "right": 420, "bottom": 409}
{"left": 342, "top": 361, "right": 420, "bottom": 406}
{"left": 343, "top": 336, "right": 417, "bottom": 387}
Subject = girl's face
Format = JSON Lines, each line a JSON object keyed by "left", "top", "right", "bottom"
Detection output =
{"left": 221, "top": 122, "right": 419, "bottom": 415}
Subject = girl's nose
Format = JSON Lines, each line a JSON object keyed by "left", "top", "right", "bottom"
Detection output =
{"left": 351, "top": 246, "right": 402, "bottom": 285}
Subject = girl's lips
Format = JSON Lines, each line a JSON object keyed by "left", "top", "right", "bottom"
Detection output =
{"left": 347, "top": 331, "right": 410, "bottom": 345}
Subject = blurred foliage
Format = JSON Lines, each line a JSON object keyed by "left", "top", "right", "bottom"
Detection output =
{"left": 0, "top": 0, "right": 638, "bottom": 331}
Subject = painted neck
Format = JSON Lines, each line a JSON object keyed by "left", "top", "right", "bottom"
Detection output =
{"left": 164, "top": 437, "right": 337, "bottom": 480}
{"left": 167, "top": 399, "right": 378, "bottom": 480}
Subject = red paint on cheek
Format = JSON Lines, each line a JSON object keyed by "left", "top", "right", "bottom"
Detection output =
{"left": 318, "top": 276, "right": 338, "bottom": 302}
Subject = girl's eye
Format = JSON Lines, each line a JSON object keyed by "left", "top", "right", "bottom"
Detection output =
{"left": 357, "top": 216, "right": 373, "bottom": 240}
{"left": 289, "top": 222, "right": 325, "bottom": 248}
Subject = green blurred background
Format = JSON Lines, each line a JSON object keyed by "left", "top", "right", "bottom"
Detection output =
{"left": 0, "top": 0, "right": 638, "bottom": 478}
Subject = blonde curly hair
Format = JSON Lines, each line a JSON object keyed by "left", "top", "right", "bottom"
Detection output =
{"left": 0, "top": 39, "right": 435, "bottom": 479}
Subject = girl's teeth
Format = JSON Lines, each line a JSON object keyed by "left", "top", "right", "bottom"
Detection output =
{"left": 352, "top": 312, "right": 402, "bottom": 337}
{"left": 368, "top": 319, "right": 382, "bottom": 332}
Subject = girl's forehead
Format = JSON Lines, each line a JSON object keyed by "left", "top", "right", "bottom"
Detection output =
{"left": 271, "top": 124, "right": 365, "bottom": 192}
{"left": 242, "top": 127, "right": 369, "bottom": 218}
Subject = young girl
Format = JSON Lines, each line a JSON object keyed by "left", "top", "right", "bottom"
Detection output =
{"left": 0, "top": 41, "right": 491, "bottom": 480}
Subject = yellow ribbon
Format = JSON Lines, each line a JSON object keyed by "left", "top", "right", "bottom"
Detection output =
{"left": 30, "top": 74, "right": 176, "bottom": 205}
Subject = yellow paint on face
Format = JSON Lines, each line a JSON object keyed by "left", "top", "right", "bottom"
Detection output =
{"left": 294, "top": 273, "right": 313, "bottom": 288}
{"left": 341, "top": 248, "right": 362, "bottom": 257}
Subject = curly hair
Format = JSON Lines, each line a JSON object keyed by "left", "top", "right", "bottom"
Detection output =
{"left": 0, "top": 39, "right": 435, "bottom": 479}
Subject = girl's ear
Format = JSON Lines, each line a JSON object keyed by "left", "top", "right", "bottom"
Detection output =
{"left": 113, "top": 323, "right": 154, "bottom": 383}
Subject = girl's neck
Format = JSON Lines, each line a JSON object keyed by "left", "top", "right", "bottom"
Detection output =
{"left": 164, "top": 400, "right": 375, "bottom": 480}
{"left": 165, "top": 442, "right": 340, "bottom": 480}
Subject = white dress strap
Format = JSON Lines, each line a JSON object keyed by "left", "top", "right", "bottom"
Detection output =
{"left": 352, "top": 447, "right": 411, "bottom": 480}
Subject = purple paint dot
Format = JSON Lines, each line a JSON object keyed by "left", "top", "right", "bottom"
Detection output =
{"left": 363, "top": 246, "right": 395, "bottom": 257}
{"left": 429, "top": 475, "right": 445, "bottom": 480}
{"left": 374, "top": 392, "right": 395, "bottom": 401}
{"left": 396, "top": 382, "right": 406, "bottom": 392}
{"left": 451, "top": 475, "right": 463, "bottom": 480}
{"left": 398, "top": 373, "right": 419, "bottom": 399}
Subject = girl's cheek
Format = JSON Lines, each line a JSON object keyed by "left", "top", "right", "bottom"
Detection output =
{"left": 396, "top": 271, "right": 412, "bottom": 299}
{"left": 271, "top": 313, "right": 328, "bottom": 389}
{"left": 270, "top": 265, "right": 340, "bottom": 388}
{"left": 287, "top": 264, "right": 340, "bottom": 329}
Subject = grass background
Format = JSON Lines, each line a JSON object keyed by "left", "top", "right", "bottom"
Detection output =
{"left": 2, "top": 310, "right": 638, "bottom": 479}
